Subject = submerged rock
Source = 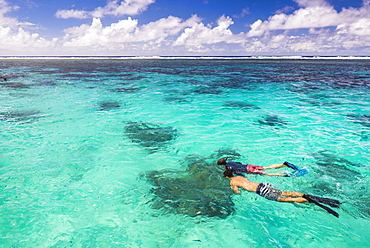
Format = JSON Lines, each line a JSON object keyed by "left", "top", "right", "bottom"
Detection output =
{"left": 145, "top": 154, "right": 235, "bottom": 218}
{"left": 312, "top": 150, "right": 364, "bottom": 168}
{"left": 0, "top": 82, "right": 30, "bottom": 89}
{"left": 123, "top": 75, "right": 146, "bottom": 81}
{"left": 346, "top": 113, "right": 370, "bottom": 128}
{"left": 193, "top": 86, "right": 222, "bottom": 95}
{"left": 310, "top": 150, "right": 363, "bottom": 190}
{"left": 0, "top": 74, "right": 24, "bottom": 80}
{"left": 112, "top": 86, "right": 141, "bottom": 93}
{"left": 289, "top": 82, "right": 323, "bottom": 94}
{"left": 0, "top": 110, "right": 42, "bottom": 122}
{"left": 223, "top": 101, "right": 260, "bottom": 111}
{"left": 97, "top": 100, "right": 121, "bottom": 111}
{"left": 124, "top": 122, "right": 178, "bottom": 151}
{"left": 258, "top": 115, "right": 287, "bottom": 126}
{"left": 310, "top": 150, "right": 368, "bottom": 218}
{"left": 163, "top": 96, "right": 189, "bottom": 103}
{"left": 214, "top": 148, "right": 243, "bottom": 160}
{"left": 36, "top": 81, "right": 58, "bottom": 86}
{"left": 213, "top": 78, "right": 249, "bottom": 89}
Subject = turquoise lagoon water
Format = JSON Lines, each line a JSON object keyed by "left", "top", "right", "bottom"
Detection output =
{"left": 0, "top": 58, "right": 369, "bottom": 247}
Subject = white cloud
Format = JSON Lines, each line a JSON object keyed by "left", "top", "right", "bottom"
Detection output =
{"left": 242, "top": 24, "right": 370, "bottom": 56}
{"left": 0, "top": 26, "right": 57, "bottom": 54}
{"left": 247, "top": 6, "right": 338, "bottom": 37}
{"left": 61, "top": 15, "right": 202, "bottom": 53}
{"left": 233, "top": 8, "right": 250, "bottom": 18}
{"left": 294, "top": 0, "right": 329, "bottom": 8}
{"left": 0, "top": 0, "right": 20, "bottom": 27}
{"left": 56, "top": 0, "right": 155, "bottom": 19}
{"left": 174, "top": 16, "right": 244, "bottom": 48}
{"left": 0, "top": 0, "right": 37, "bottom": 28}
{"left": 55, "top": 9, "right": 89, "bottom": 19}
{"left": 0, "top": 0, "right": 57, "bottom": 54}
{"left": 135, "top": 15, "right": 201, "bottom": 43}
{"left": 241, "top": 0, "right": 370, "bottom": 55}
{"left": 60, "top": 15, "right": 247, "bottom": 54}
{"left": 336, "top": 18, "right": 370, "bottom": 36}
{"left": 247, "top": 1, "right": 370, "bottom": 37}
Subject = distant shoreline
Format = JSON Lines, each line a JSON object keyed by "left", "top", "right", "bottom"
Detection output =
{"left": 1, "top": 56, "right": 370, "bottom": 60}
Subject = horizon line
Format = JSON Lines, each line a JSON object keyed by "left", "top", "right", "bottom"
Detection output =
{"left": 1, "top": 55, "right": 370, "bottom": 60}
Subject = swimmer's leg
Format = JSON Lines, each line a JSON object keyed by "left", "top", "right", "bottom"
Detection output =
{"left": 263, "top": 164, "right": 286, "bottom": 170}
{"left": 262, "top": 172, "right": 290, "bottom": 177}
{"left": 278, "top": 191, "right": 308, "bottom": 202}
{"left": 264, "top": 162, "right": 300, "bottom": 172}
{"left": 281, "top": 191, "right": 304, "bottom": 197}
{"left": 277, "top": 196, "right": 309, "bottom": 203}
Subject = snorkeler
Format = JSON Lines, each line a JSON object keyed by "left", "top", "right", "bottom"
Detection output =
{"left": 217, "top": 157, "right": 308, "bottom": 177}
{"left": 223, "top": 168, "right": 341, "bottom": 217}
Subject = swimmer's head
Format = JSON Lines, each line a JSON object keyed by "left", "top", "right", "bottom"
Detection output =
{"left": 223, "top": 168, "right": 234, "bottom": 178}
{"left": 217, "top": 157, "right": 228, "bottom": 165}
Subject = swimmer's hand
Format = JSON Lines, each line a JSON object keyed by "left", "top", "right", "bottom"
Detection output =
{"left": 231, "top": 185, "right": 241, "bottom": 194}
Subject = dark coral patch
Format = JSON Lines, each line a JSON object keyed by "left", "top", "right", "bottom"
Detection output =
{"left": 37, "top": 81, "right": 58, "bottom": 86}
{"left": 146, "top": 154, "right": 235, "bottom": 218}
{"left": 97, "top": 100, "right": 121, "bottom": 111}
{"left": 124, "top": 122, "right": 178, "bottom": 152}
{"left": 223, "top": 101, "right": 260, "bottom": 111}
{"left": 123, "top": 75, "right": 146, "bottom": 81}
{"left": 0, "top": 82, "right": 30, "bottom": 89}
{"left": 258, "top": 115, "right": 287, "bottom": 126}
{"left": 309, "top": 150, "right": 367, "bottom": 218}
{"left": 193, "top": 86, "right": 222, "bottom": 95}
{"left": 213, "top": 77, "right": 250, "bottom": 89}
{"left": 0, "top": 110, "right": 42, "bottom": 122}
{"left": 163, "top": 96, "right": 189, "bottom": 103}
{"left": 346, "top": 113, "right": 370, "bottom": 128}
{"left": 112, "top": 86, "right": 141, "bottom": 93}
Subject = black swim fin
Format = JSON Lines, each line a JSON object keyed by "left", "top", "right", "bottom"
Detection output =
{"left": 304, "top": 194, "right": 341, "bottom": 208}
{"left": 303, "top": 194, "right": 339, "bottom": 218}
{"left": 283, "top": 161, "right": 300, "bottom": 171}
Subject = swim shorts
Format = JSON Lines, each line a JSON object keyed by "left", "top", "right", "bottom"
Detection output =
{"left": 256, "top": 183, "right": 282, "bottom": 201}
{"left": 246, "top": 164, "right": 264, "bottom": 174}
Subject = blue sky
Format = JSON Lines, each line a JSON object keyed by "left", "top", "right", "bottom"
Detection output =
{"left": 1, "top": 0, "right": 369, "bottom": 56}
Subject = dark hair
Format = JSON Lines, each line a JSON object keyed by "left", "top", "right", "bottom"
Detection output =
{"left": 217, "top": 157, "right": 228, "bottom": 165}
{"left": 223, "top": 168, "right": 234, "bottom": 178}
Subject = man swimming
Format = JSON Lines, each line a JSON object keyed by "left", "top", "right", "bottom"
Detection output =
{"left": 223, "top": 168, "right": 341, "bottom": 217}
{"left": 217, "top": 157, "right": 305, "bottom": 177}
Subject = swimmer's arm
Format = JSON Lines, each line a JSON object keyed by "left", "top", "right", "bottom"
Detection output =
{"left": 230, "top": 184, "right": 241, "bottom": 194}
